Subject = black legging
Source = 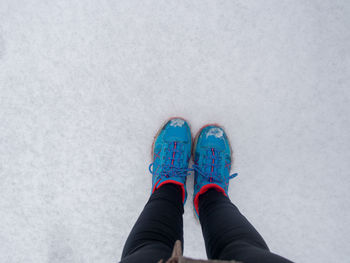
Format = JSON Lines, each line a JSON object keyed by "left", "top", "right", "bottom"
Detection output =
{"left": 121, "top": 184, "right": 293, "bottom": 263}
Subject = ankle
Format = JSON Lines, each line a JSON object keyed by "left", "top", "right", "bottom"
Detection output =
{"left": 194, "top": 184, "right": 227, "bottom": 216}
{"left": 157, "top": 182, "right": 182, "bottom": 192}
{"left": 156, "top": 181, "right": 186, "bottom": 203}
{"left": 197, "top": 188, "right": 230, "bottom": 217}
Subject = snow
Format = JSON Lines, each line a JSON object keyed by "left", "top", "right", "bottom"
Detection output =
{"left": 170, "top": 119, "right": 185, "bottom": 127}
{"left": 206, "top": 127, "right": 224, "bottom": 138}
{"left": 0, "top": 1, "right": 349, "bottom": 262}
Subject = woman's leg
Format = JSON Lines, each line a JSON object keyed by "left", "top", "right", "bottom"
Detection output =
{"left": 198, "top": 189, "right": 293, "bottom": 263}
{"left": 121, "top": 184, "right": 184, "bottom": 263}
{"left": 122, "top": 118, "right": 192, "bottom": 262}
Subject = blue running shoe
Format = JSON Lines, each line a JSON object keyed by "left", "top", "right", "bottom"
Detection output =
{"left": 149, "top": 118, "right": 192, "bottom": 204}
{"left": 192, "top": 124, "right": 238, "bottom": 216}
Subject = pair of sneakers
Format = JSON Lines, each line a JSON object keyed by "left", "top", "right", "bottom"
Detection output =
{"left": 149, "top": 118, "right": 238, "bottom": 217}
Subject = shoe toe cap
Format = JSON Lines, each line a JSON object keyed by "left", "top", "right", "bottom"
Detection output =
{"left": 162, "top": 118, "right": 191, "bottom": 143}
{"left": 197, "top": 126, "right": 230, "bottom": 152}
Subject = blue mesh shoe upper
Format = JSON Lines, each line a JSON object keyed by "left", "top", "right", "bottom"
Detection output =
{"left": 149, "top": 118, "right": 192, "bottom": 203}
{"left": 193, "top": 125, "right": 237, "bottom": 216}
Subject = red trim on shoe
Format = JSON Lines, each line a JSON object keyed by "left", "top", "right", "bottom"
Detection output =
{"left": 193, "top": 184, "right": 227, "bottom": 216}
{"left": 152, "top": 179, "right": 161, "bottom": 194}
{"left": 156, "top": 180, "right": 186, "bottom": 203}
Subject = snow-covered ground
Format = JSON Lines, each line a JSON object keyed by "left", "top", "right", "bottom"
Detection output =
{"left": 0, "top": 1, "right": 349, "bottom": 262}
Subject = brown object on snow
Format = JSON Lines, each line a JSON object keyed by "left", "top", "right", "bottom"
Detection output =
{"left": 158, "top": 240, "right": 241, "bottom": 263}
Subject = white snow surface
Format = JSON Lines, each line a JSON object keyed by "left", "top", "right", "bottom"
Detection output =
{"left": 0, "top": 1, "right": 349, "bottom": 262}
{"left": 206, "top": 127, "right": 224, "bottom": 138}
{"left": 170, "top": 118, "right": 185, "bottom": 127}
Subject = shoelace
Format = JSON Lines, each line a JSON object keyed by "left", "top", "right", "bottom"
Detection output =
{"left": 192, "top": 148, "right": 238, "bottom": 184}
{"left": 149, "top": 144, "right": 237, "bottom": 183}
{"left": 149, "top": 142, "right": 192, "bottom": 179}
